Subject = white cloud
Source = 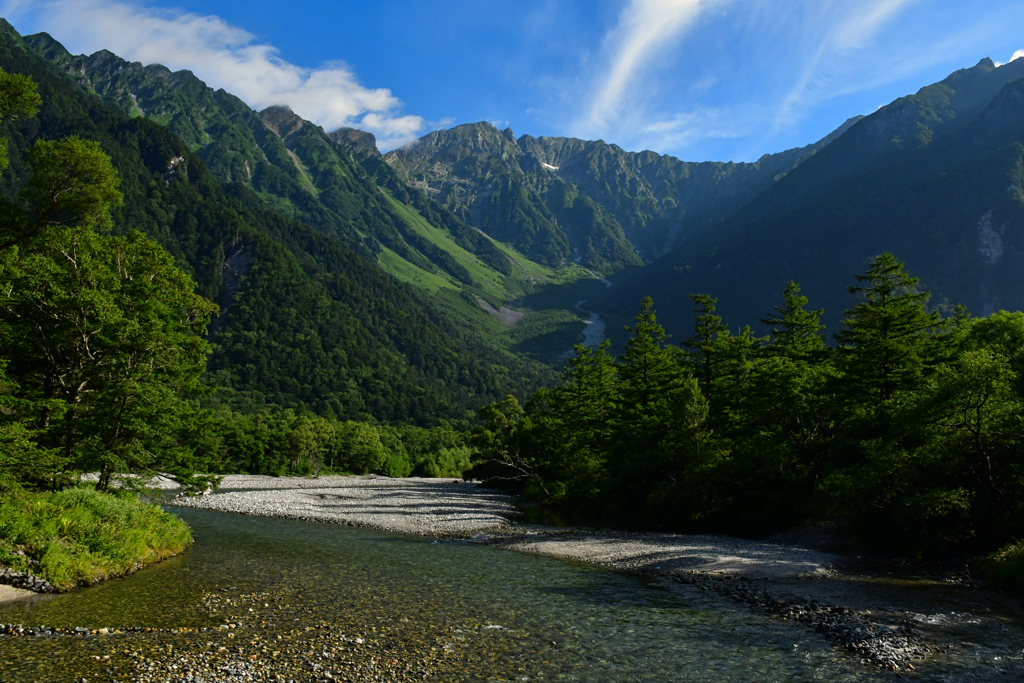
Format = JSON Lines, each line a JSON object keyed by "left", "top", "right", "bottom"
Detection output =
{"left": 773, "top": 0, "right": 920, "bottom": 131}
{"left": 636, "top": 106, "right": 754, "bottom": 153}
{"left": 3, "top": 0, "right": 425, "bottom": 149}
{"left": 557, "top": 0, "right": 980, "bottom": 157}
{"left": 579, "top": 0, "right": 728, "bottom": 135}
{"left": 1011, "top": 49, "right": 1024, "bottom": 62}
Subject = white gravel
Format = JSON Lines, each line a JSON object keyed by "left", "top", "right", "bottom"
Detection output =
{"left": 490, "top": 529, "right": 838, "bottom": 579}
{"left": 169, "top": 475, "right": 838, "bottom": 579}
{"left": 171, "top": 475, "right": 520, "bottom": 536}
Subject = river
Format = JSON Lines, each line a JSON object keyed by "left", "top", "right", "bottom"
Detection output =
{"left": 2, "top": 508, "right": 1023, "bottom": 681}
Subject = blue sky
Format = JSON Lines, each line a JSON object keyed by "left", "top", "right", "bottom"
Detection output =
{"left": 3, "top": 1, "right": 1023, "bottom": 161}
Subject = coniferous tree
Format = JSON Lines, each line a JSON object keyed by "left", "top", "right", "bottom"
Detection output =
{"left": 616, "top": 297, "right": 673, "bottom": 418}
{"left": 834, "top": 253, "right": 941, "bottom": 402}
{"left": 683, "top": 293, "right": 727, "bottom": 391}
{"left": 610, "top": 298, "right": 717, "bottom": 523}
{"left": 547, "top": 341, "right": 617, "bottom": 504}
{"left": 762, "top": 281, "right": 826, "bottom": 360}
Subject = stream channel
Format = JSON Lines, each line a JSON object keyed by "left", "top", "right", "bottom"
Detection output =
{"left": 2, "top": 507, "right": 1024, "bottom": 682}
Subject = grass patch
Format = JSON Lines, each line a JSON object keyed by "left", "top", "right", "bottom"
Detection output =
{"left": 510, "top": 309, "right": 587, "bottom": 361}
{"left": 377, "top": 245, "right": 458, "bottom": 294}
{"left": 380, "top": 190, "right": 593, "bottom": 302}
{"left": 0, "top": 487, "right": 192, "bottom": 591}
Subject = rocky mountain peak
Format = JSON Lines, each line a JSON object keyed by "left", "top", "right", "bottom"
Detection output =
{"left": 22, "top": 32, "right": 70, "bottom": 60}
{"left": 260, "top": 105, "right": 306, "bottom": 139}
{"left": 329, "top": 127, "right": 379, "bottom": 158}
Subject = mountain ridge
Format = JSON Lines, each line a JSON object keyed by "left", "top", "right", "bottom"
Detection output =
{"left": 20, "top": 29, "right": 594, "bottom": 311}
{"left": 0, "top": 20, "right": 578, "bottom": 423}
{"left": 384, "top": 115, "right": 861, "bottom": 271}
{"left": 603, "top": 63, "right": 1024, "bottom": 343}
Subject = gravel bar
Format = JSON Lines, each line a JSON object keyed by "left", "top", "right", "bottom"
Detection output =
{"left": 0, "top": 585, "right": 35, "bottom": 605}
{"left": 171, "top": 476, "right": 521, "bottom": 536}
{"left": 486, "top": 528, "right": 838, "bottom": 579}
{"left": 172, "top": 476, "right": 838, "bottom": 579}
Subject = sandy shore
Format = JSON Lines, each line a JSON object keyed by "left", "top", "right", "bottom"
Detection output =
{"left": 171, "top": 475, "right": 837, "bottom": 579}
{"left": 0, "top": 585, "right": 35, "bottom": 605}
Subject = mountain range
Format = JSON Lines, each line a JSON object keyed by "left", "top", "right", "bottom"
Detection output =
{"left": 383, "top": 116, "right": 861, "bottom": 271}
{"left": 0, "top": 22, "right": 571, "bottom": 425}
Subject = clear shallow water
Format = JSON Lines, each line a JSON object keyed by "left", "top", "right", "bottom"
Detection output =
{"left": 0, "top": 509, "right": 1019, "bottom": 682}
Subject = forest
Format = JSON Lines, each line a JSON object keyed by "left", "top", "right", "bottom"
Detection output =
{"left": 0, "top": 66, "right": 477, "bottom": 585}
{"left": 474, "top": 262, "right": 1024, "bottom": 561}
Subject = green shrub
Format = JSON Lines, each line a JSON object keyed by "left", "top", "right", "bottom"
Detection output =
{"left": 0, "top": 486, "right": 192, "bottom": 590}
{"left": 977, "top": 542, "right": 1024, "bottom": 596}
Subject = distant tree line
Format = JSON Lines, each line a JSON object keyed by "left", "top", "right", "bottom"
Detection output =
{"left": 472, "top": 253, "right": 1024, "bottom": 557}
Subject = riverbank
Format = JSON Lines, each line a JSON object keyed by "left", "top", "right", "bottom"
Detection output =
{"left": 488, "top": 528, "right": 837, "bottom": 579}
{"left": 172, "top": 475, "right": 837, "bottom": 578}
{"left": 0, "top": 585, "right": 34, "bottom": 604}
{"left": 0, "top": 487, "right": 192, "bottom": 593}
{"left": 166, "top": 476, "right": 1024, "bottom": 673}
{"left": 173, "top": 475, "right": 519, "bottom": 536}
{"left": 6, "top": 486, "right": 1024, "bottom": 681}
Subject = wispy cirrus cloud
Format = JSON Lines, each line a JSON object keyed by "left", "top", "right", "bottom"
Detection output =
{"left": 566, "top": 0, "right": 1017, "bottom": 159}
{"left": 771, "top": 0, "right": 920, "bottom": 131}
{"left": 1, "top": 0, "right": 425, "bottom": 149}
{"left": 579, "top": 0, "right": 730, "bottom": 135}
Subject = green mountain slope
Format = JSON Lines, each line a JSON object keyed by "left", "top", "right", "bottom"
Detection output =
{"left": 606, "top": 62, "right": 1024, "bottom": 341}
{"left": 22, "top": 31, "right": 591, "bottom": 308}
{"left": 21, "top": 27, "right": 604, "bottom": 361}
{"left": 0, "top": 21, "right": 566, "bottom": 423}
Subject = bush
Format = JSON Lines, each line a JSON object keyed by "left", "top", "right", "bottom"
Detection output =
{"left": 0, "top": 486, "right": 192, "bottom": 590}
{"left": 976, "top": 542, "right": 1024, "bottom": 596}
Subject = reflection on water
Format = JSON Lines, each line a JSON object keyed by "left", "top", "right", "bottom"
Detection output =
{"left": 1, "top": 508, "right": 1022, "bottom": 681}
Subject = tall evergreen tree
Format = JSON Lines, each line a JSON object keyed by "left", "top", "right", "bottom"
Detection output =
{"left": 762, "top": 281, "right": 826, "bottom": 360}
{"left": 683, "top": 293, "right": 727, "bottom": 391}
{"left": 610, "top": 298, "right": 717, "bottom": 523}
{"left": 543, "top": 341, "right": 618, "bottom": 506}
{"left": 617, "top": 297, "right": 673, "bottom": 418}
{"left": 834, "top": 253, "right": 941, "bottom": 402}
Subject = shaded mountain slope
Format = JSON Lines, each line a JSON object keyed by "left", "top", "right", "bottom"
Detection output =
{"left": 605, "top": 64, "right": 1024, "bottom": 342}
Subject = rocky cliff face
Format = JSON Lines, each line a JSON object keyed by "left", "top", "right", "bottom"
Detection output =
{"left": 329, "top": 127, "right": 379, "bottom": 158}
{"left": 384, "top": 118, "right": 859, "bottom": 272}
{"left": 384, "top": 122, "right": 632, "bottom": 270}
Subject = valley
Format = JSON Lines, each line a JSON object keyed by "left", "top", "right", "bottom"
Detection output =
{"left": 3, "top": 8, "right": 1024, "bottom": 683}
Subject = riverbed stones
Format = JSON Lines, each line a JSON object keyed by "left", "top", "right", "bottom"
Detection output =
{"left": 172, "top": 476, "right": 520, "bottom": 536}
{"left": 486, "top": 527, "right": 838, "bottom": 579}
{"left": 0, "top": 565, "right": 54, "bottom": 593}
{"left": 671, "top": 573, "right": 936, "bottom": 670}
